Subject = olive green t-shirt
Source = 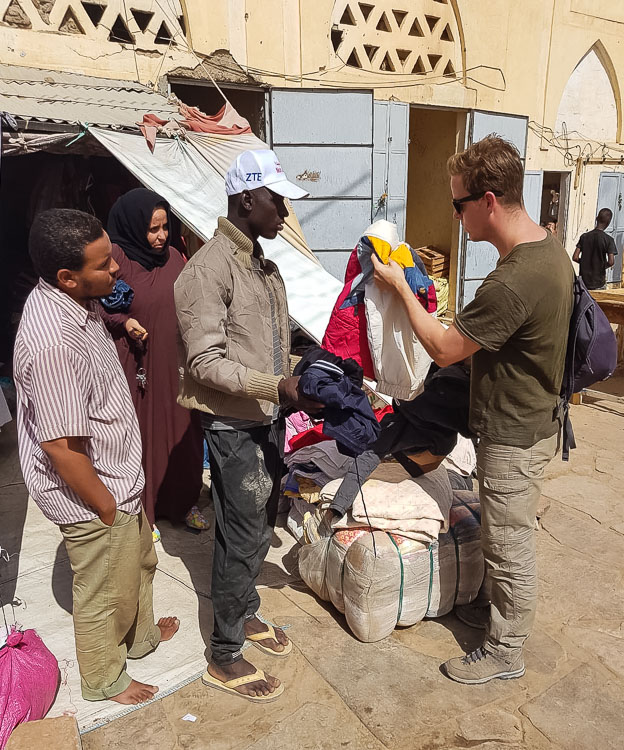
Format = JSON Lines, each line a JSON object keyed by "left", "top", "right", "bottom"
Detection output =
{"left": 455, "top": 232, "right": 574, "bottom": 447}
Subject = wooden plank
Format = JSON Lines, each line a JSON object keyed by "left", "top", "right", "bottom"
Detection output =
{"left": 582, "top": 389, "right": 624, "bottom": 404}
{"left": 590, "top": 288, "right": 624, "bottom": 303}
{"left": 596, "top": 301, "right": 624, "bottom": 325}
{"left": 590, "top": 290, "right": 624, "bottom": 325}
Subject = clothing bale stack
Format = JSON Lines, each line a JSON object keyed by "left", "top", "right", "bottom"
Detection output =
{"left": 298, "top": 490, "right": 485, "bottom": 643}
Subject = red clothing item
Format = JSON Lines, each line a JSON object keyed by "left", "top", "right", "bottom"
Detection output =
{"left": 322, "top": 249, "right": 375, "bottom": 378}
{"left": 287, "top": 405, "right": 393, "bottom": 454}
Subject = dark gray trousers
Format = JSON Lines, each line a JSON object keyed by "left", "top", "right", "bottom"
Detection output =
{"left": 204, "top": 421, "right": 284, "bottom": 666}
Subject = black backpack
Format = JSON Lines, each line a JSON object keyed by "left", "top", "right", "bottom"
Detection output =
{"left": 560, "top": 275, "right": 618, "bottom": 460}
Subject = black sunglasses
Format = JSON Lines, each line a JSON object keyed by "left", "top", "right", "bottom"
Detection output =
{"left": 452, "top": 190, "right": 503, "bottom": 214}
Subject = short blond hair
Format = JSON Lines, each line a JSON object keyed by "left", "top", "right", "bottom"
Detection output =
{"left": 447, "top": 136, "right": 524, "bottom": 206}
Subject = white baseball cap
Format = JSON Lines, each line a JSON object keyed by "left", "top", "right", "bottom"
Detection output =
{"left": 225, "top": 149, "right": 309, "bottom": 200}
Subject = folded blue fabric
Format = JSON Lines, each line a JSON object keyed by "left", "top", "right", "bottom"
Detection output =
{"left": 299, "top": 360, "right": 380, "bottom": 457}
{"left": 100, "top": 279, "right": 134, "bottom": 312}
{"left": 404, "top": 265, "right": 434, "bottom": 301}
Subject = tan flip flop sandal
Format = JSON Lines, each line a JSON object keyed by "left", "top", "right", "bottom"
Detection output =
{"left": 246, "top": 624, "right": 293, "bottom": 658}
{"left": 201, "top": 668, "right": 284, "bottom": 703}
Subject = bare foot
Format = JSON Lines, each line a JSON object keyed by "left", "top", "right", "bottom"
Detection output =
{"left": 208, "top": 658, "right": 280, "bottom": 698}
{"left": 110, "top": 679, "right": 158, "bottom": 705}
{"left": 244, "top": 616, "right": 289, "bottom": 654}
{"left": 157, "top": 616, "right": 180, "bottom": 642}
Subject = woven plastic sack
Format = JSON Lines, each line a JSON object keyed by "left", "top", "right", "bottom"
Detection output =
{"left": 0, "top": 628, "right": 59, "bottom": 748}
{"left": 298, "top": 491, "right": 485, "bottom": 643}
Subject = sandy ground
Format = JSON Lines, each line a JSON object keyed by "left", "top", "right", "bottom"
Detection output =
{"left": 2, "top": 381, "right": 623, "bottom": 750}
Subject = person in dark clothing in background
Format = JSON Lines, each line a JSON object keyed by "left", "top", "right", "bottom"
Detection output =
{"left": 100, "top": 189, "right": 205, "bottom": 541}
{"left": 573, "top": 208, "right": 617, "bottom": 290}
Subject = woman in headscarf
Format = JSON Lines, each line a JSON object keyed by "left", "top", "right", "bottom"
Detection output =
{"left": 100, "top": 188, "right": 205, "bottom": 540}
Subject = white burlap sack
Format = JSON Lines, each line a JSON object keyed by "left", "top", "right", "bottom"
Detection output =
{"left": 298, "top": 491, "right": 485, "bottom": 643}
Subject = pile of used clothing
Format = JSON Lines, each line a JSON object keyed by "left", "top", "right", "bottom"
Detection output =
{"left": 299, "top": 474, "right": 484, "bottom": 643}
{"left": 322, "top": 219, "right": 437, "bottom": 400}
{"left": 281, "top": 346, "right": 386, "bottom": 540}
{"left": 287, "top": 351, "right": 484, "bottom": 643}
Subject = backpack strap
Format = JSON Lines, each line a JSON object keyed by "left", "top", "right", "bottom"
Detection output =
{"left": 558, "top": 398, "right": 576, "bottom": 462}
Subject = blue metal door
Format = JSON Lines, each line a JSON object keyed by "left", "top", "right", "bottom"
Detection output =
{"left": 373, "top": 100, "right": 409, "bottom": 241}
{"left": 596, "top": 172, "right": 624, "bottom": 283}
{"left": 457, "top": 110, "right": 531, "bottom": 309}
{"left": 270, "top": 88, "right": 374, "bottom": 280}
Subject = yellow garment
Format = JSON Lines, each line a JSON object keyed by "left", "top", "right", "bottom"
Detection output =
{"left": 297, "top": 478, "right": 322, "bottom": 504}
{"left": 285, "top": 477, "right": 322, "bottom": 504}
{"left": 389, "top": 243, "right": 414, "bottom": 269}
{"left": 367, "top": 236, "right": 414, "bottom": 269}
{"left": 368, "top": 236, "right": 393, "bottom": 264}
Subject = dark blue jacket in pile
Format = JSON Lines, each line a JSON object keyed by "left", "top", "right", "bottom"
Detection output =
{"left": 298, "top": 359, "right": 380, "bottom": 457}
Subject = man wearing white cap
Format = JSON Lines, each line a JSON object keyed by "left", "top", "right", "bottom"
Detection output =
{"left": 175, "top": 149, "right": 320, "bottom": 702}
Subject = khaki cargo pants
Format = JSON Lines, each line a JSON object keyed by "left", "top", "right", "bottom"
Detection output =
{"left": 59, "top": 508, "right": 161, "bottom": 701}
{"left": 477, "top": 432, "right": 559, "bottom": 657}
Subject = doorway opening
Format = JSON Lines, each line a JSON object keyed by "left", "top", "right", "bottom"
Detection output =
{"left": 168, "top": 80, "right": 267, "bottom": 140}
{"left": 539, "top": 171, "right": 570, "bottom": 246}
{"left": 406, "top": 106, "right": 465, "bottom": 315}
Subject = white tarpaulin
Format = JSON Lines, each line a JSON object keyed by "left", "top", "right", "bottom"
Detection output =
{"left": 90, "top": 127, "right": 343, "bottom": 343}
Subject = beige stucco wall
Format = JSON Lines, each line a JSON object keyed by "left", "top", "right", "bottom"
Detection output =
{"left": 2, "top": 0, "right": 623, "bottom": 267}
{"left": 184, "top": 0, "right": 624, "bottom": 264}
{"left": 0, "top": 0, "right": 197, "bottom": 82}
{"left": 3, "top": 1, "right": 622, "bottom": 151}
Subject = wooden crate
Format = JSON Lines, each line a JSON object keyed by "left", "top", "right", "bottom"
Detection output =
{"left": 415, "top": 246, "right": 450, "bottom": 279}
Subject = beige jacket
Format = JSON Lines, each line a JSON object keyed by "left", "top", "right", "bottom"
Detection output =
{"left": 174, "top": 217, "right": 291, "bottom": 421}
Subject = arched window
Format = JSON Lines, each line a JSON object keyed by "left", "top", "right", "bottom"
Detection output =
{"left": 555, "top": 44, "right": 619, "bottom": 142}
{"left": 330, "top": 0, "right": 461, "bottom": 77}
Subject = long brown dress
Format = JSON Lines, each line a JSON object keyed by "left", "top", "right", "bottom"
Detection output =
{"left": 101, "top": 243, "right": 203, "bottom": 526}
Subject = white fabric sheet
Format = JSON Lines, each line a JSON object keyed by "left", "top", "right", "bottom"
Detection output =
{"left": 90, "top": 128, "right": 343, "bottom": 344}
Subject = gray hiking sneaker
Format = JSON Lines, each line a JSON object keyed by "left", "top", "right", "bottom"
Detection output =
{"left": 442, "top": 646, "right": 525, "bottom": 684}
{"left": 455, "top": 603, "right": 490, "bottom": 630}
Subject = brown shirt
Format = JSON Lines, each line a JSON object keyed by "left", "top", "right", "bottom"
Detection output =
{"left": 455, "top": 232, "right": 574, "bottom": 447}
{"left": 174, "top": 217, "right": 292, "bottom": 421}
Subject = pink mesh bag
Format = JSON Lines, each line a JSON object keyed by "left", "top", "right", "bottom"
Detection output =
{"left": 0, "top": 628, "right": 59, "bottom": 748}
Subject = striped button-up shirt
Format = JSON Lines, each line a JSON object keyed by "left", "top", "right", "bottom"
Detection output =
{"left": 13, "top": 280, "right": 144, "bottom": 524}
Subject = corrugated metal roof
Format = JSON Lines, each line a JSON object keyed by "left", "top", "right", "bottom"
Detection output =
{"left": 0, "top": 64, "right": 178, "bottom": 129}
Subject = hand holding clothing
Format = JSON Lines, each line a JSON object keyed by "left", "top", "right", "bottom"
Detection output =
{"left": 278, "top": 375, "right": 323, "bottom": 413}
{"left": 371, "top": 253, "right": 408, "bottom": 294}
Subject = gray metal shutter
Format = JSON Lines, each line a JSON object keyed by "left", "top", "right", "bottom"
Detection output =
{"left": 457, "top": 110, "right": 530, "bottom": 309}
{"left": 596, "top": 172, "right": 624, "bottom": 283}
{"left": 373, "top": 100, "right": 409, "bottom": 241}
{"left": 523, "top": 171, "right": 544, "bottom": 224}
{"left": 269, "top": 88, "right": 374, "bottom": 280}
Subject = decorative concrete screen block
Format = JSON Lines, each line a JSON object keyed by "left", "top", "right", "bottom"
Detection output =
{"left": 3, "top": 0, "right": 31, "bottom": 28}
{"left": 0, "top": 0, "right": 186, "bottom": 49}
{"left": 330, "top": 0, "right": 460, "bottom": 77}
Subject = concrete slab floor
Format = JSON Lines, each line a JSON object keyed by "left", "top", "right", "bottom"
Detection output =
{"left": 5, "top": 394, "right": 624, "bottom": 750}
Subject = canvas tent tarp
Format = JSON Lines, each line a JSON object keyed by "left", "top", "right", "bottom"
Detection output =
{"left": 90, "top": 127, "right": 342, "bottom": 343}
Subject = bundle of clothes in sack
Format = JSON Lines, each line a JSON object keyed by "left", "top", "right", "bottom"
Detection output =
{"left": 299, "top": 480, "right": 484, "bottom": 642}
{"left": 282, "top": 337, "right": 485, "bottom": 642}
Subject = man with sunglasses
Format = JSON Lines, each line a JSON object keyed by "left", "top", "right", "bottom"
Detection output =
{"left": 175, "top": 150, "right": 321, "bottom": 702}
{"left": 372, "top": 136, "right": 573, "bottom": 685}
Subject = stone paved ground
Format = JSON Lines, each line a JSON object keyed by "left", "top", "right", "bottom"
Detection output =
{"left": 50, "top": 385, "right": 624, "bottom": 749}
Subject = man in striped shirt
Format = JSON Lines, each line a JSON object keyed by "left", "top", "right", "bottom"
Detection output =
{"left": 13, "top": 209, "right": 179, "bottom": 705}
